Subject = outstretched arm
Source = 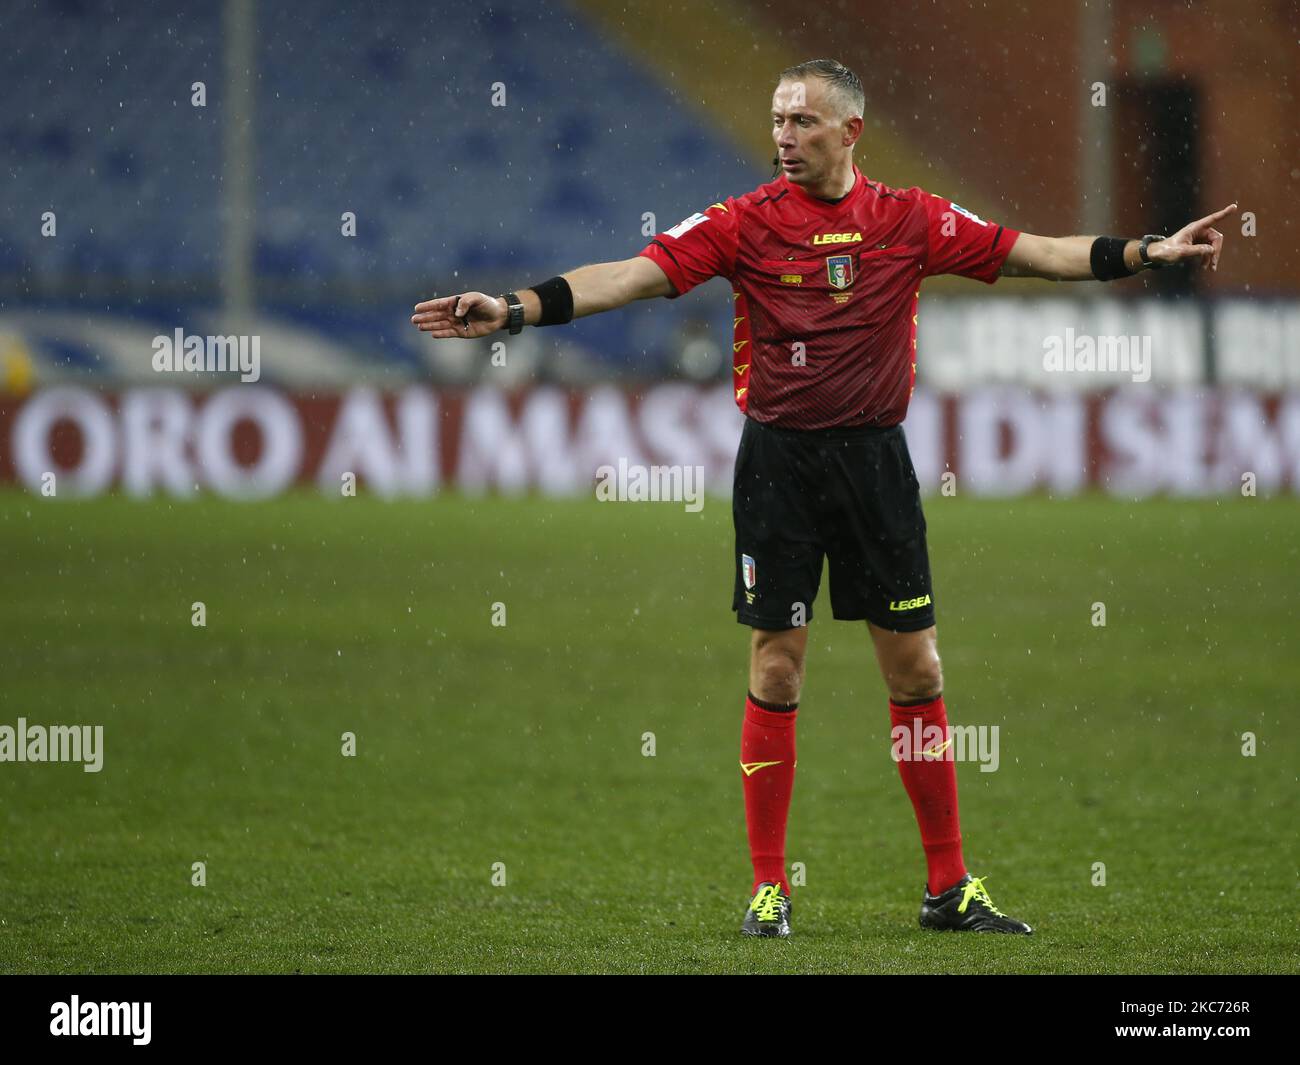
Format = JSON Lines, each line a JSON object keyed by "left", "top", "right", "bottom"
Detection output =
{"left": 410, "top": 256, "right": 675, "bottom": 339}
{"left": 1000, "top": 203, "right": 1237, "bottom": 280}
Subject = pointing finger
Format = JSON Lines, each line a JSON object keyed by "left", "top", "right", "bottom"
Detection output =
{"left": 1196, "top": 203, "right": 1238, "bottom": 229}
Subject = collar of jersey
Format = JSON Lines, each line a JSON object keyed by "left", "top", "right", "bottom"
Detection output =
{"left": 780, "top": 163, "right": 865, "bottom": 213}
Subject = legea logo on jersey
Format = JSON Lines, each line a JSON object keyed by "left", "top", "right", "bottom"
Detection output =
{"left": 826, "top": 255, "right": 853, "bottom": 290}
{"left": 812, "top": 231, "right": 862, "bottom": 245}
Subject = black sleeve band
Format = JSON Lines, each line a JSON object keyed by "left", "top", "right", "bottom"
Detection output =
{"left": 531, "top": 275, "right": 574, "bottom": 326}
{"left": 747, "top": 689, "right": 799, "bottom": 713}
{"left": 1090, "top": 236, "right": 1136, "bottom": 281}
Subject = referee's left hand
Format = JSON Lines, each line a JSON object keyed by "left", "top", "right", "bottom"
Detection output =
{"left": 1149, "top": 203, "right": 1237, "bottom": 272}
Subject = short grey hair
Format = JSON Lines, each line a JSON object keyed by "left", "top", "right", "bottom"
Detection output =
{"left": 777, "top": 58, "right": 864, "bottom": 121}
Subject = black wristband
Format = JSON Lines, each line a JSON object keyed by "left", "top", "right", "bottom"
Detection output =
{"left": 1090, "top": 236, "right": 1136, "bottom": 281}
{"left": 531, "top": 275, "right": 574, "bottom": 326}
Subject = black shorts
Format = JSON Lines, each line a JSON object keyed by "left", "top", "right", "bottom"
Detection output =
{"left": 731, "top": 416, "right": 935, "bottom": 632}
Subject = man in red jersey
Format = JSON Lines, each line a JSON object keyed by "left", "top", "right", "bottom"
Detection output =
{"left": 412, "top": 58, "right": 1234, "bottom": 938}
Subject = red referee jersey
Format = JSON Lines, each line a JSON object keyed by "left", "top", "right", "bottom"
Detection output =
{"left": 638, "top": 163, "right": 1019, "bottom": 428}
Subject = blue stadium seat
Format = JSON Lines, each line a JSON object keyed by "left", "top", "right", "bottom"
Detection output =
{"left": 1, "top": 0, "right": 758, "bottom": 373}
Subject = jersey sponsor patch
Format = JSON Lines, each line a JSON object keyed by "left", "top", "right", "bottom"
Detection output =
{"left": 948, "top": 202, "right": 987, "bottom": 226}
{"left": 664, "top": 212, "right": 710, "bottom": 239}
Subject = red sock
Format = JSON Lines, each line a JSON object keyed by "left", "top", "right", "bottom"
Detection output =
{"left": 889, "top": 694, "right": 966, "bottom": 895}
{"left": 741, "top": 693, "right": 797, "bottom": 894}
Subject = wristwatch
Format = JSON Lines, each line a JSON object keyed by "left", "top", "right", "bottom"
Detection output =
{"left": 500, "top": 291, "right": 525, "bottom": 334}
{"left": 1138, "top": 234, "right": 1166, "bottom": 270}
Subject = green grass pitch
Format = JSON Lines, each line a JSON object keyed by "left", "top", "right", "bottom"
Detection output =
{"left": 0, "top": 490, "right": 1295, "bottom": 974}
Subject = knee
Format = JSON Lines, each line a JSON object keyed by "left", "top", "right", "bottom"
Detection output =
{"left": 887, "top": 647, "right": 943, "bottom": 703}
{"left": 751, "top": 638, "right": 806, "bottom": 705}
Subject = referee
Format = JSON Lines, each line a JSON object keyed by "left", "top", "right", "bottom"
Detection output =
{"left": 412, "top": 58, "right": 1234, "bottom": 937}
